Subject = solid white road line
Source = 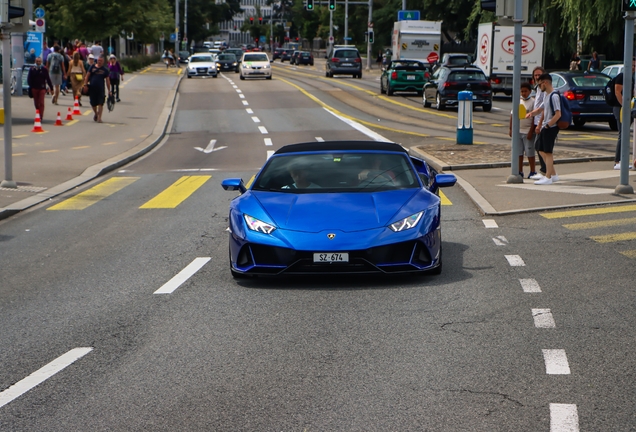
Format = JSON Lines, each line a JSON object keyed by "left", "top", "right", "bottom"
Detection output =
{"left": 520, "top": 278, "right": 542, "bottom": 293}
{"left": 543, "top": 349, "right": 571, "bottom": 374}
{"left": 550, "top": 404, "right": 579, "bottom": 432}
{"left": 267, "top": 150, "right": 275, "bottom": 159}
{"left": 264, "top": 138, "right": 273, "bottom": 146}
{"left": 0, "top": 347, "right": 93, "bottom": 409}
{"left": 483, "top": 219, "right": 498, "bottom": 228}
{"left": 492, "top": 236, "right": 508, "bottom": 246}
{"left": 505, "top": 255, "right": 525, "bottom": 266}
{"left": 242, "top": 100, "right": 249, "bottom": 105}
{"left": 323, "top": 107, "right": 389, "bottom": 141}
{"left": 251, "top": 116, "right": 261, "bottom": 123}
{"left": 246, "top": 108, "right": 254, "bottom": 114}
{"left": 239, "top": 94, "right": 245, "bottom": 99}
{"left": 532, "top": 308, "right": 556, "bottom": 328}
{"left": 315, "top": 137, "right": 325, "bottom": 142}
{"left": 154, "top": 257, "right": 211, "bottom": 294}
{"left": 258, "top": 126, "right": 268, "bottom": 134}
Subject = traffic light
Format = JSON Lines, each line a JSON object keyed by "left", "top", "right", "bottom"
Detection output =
{"left": 259, "top": 17, "right": 263, "bottom": 24}
{"left": 329, "top": 0, "right": 336, "bottom": 11}
{"left": 0, "top": 0, "right": 26, "bottom": 25}
{"left": 249, "top": 17, "right": 254, "bottom": 24}
{"left": 623, "top": 0, "right": 636, "bottom": 11}
{"left": 306, "top": 0, "right": 314, "bottom": 10}
{"left": 480, "top": 0, "right": 496, "bottom": 12}
{"left": 368, "top": 30, "right": 374, "bottom": 44}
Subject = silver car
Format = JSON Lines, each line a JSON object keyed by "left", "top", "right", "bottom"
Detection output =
{"left": 187, "top": 54, "right": 218, "bottom": 78}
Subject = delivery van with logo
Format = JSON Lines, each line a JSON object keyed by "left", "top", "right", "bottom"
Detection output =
{"left": 391, "top": 20, "right": 442, "bottom": 64}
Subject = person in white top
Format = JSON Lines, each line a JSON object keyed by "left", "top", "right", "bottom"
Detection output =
{"left": 509, "top": 82, "right": 537, "bottom": 178}
{"left": 533, "top": 73, "right": 561, "bottom": 185}
{"left": 525, "top": 66, "right": 547, "bottom": 178}
{"left": 90, "top": 42, "right": 103, "bottom": 59}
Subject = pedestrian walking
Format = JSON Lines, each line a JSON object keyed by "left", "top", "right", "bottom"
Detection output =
{"left": 587, "top": 51, "right": 601, "bottom": 72}
{"left": 84, "top": 53, "right": 95, "bottom": 73}
{"left": 90, "top": 41, "right": 104, "bottom": 59}
{"left": 108, "top": 54, "right": 124, "bottom": 102}
{"left": 41, "top": 41, "right": 50, "bottom": 63}
{"left": 78, "top": 42, "right": 89, "bottom": 61}
{"left": 46, "top": 46, "right": 66, "bottom": 105}
{"left": 27, "top": 57, "right": 53, "bottom": 120}
{"left": 611, "top": 59, "right": 635, "bottom": 169}
{"left": 569, "top": 52, "right": 581, "bottom": 71}
{"left": 534, "top": 73, "right": 561, "bottom": 185}
{"left": 60, "top": 48, "right": 71, "bottom": 96}
{"left": 526, "top": 66, "right": 548, "bottom": 179}
{"left": 83, "top": 55, "right": 112, "bottom": 123}
{"left": 376, "top": 51, "right": 382, "bottom": 69}
{"left": 67, "top": 51, "right": 87, "bottom": 106}
{"left": 510, "top": 82, "right": 537, "bottom": 178}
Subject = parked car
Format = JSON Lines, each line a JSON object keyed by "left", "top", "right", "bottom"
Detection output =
{"left": 240, "top": 52, "right": 272, "bottom": 80}
{"left": 216, "top": 53, "right": 239, "bottom": 73}
{"left": 273, "top": 48, "right": 285, "bottom": 61}
{"left": 178, "top": 51, "right": 190, "bottom": 64}
{"left": 601, "top": 64, "right": 623, "bottom": 78}
{"left": 186, "top": 54, "right": 218, "bottom": 78}
{"left": 381, "top": 60, "right": 431, "bottom": 96}
{"left": 295, "top": 51, "right": 314, "bottom": 66}
{"left": 326, "top": 46, "right": 362, "bottom": 78}
{"left": 549, "top": 71, "right": 616, "bottom": 129}
{"left": 221, "top": 140, "right": 456, "bottom": 278}
{"left": 423, "top": 65, "right": 492, "bottom": 111}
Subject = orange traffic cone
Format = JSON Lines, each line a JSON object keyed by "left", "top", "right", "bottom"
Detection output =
{"left": 66, "top": 107, "right": 74, "bottom": 121}
{"left": 72, "top": 97, "right": 81, "bottom": 115}
{"left": 55, "top": 112, "right": 63, "bottom": 126}
{"left": 31, "top": 110, "right": 45, "bottom": 133}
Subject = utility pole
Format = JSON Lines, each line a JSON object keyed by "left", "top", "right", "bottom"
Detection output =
{"left": 329, "top": 9, "right": 333, "bottom": 52}
{"left": 184, "top": 0, "right": 188, "bottom": 49}
{"left": 366, "top": 0, "right": 372, "bottom": 70}
{"left": 2, "top": 24, "right": 16, "bottom": 188}
{"left": 344, "top": 0, "right": 348, "bottom": 42}
{"left": 175, "top": 0, "right": 179, "bottom": 54}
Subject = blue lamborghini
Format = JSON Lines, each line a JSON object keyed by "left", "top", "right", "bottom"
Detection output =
{"left": 221, "top": 141, "right": 456, "bottom": 278}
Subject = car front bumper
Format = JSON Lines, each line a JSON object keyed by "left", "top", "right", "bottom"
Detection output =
{"left": 241, "top": 67, "right": 271, "bottom": 77}
{"left": 187, "top": 68, "right": 218, "bottom": 77}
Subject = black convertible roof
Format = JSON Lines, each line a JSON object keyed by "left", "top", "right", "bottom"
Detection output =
{"left": 275, "top": 141, "right": 408, "bottom": 155}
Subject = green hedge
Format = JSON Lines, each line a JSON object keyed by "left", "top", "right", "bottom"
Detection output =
{"left": 120, "top": 54, "right": 162, "bottom": 73}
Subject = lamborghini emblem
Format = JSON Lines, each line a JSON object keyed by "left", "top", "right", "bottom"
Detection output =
{"left": 327, "top": 233, "right": 336, "bottom": 240}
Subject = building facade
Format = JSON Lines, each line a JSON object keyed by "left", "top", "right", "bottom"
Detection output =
{"left": 217, "top": 0, "right": 274, "bottom": 46}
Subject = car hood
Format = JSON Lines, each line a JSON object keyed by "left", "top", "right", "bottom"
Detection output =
{"left": 251, "top": 190, "right": 423, "bottom": 232}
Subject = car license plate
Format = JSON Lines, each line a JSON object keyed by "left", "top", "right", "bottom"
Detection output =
{"left": 313, "top": 253, "right": 349, "bottom": 263}
{"left": 472, "top": 95, "right": 477, "bottom": 99}
{"left": 590, "top": 95, "right": 604, "bottom": 101}
{"left": 342, "top": 63, "right": 352, "bottom": 66}
{"left": 407, "top": 75, "right": 416, "bottom": 80}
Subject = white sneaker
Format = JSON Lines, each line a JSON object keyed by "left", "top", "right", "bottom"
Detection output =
{"left": 614, "top": 163, "right": 621, "bottom": 170}
{"left": 529, "top": 173, "right": 544, "bottom": 180}
{"left": 552, "top": 175, "right": 559, "bottom": 182}
{"left": 535, "top": 177, "right": 553, "bottom": 185}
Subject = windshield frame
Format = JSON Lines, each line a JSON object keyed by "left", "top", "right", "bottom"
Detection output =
{"left": 190, "top": 56, "right": 213, "bottom": 63}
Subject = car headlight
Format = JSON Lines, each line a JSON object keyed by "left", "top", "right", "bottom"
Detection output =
{"left": 232, "top": 62, "right": 237, "bottom": 66}
{"left": 216, "top": 63, "right": 221, "bottom": 68}
{"left": 244, "top": 214, "right": 276, "bottom": 234}
{"left": 242, "top": 63, "right": 249, "bottom": 68}
{"left": 389, "top": 212, "right": 423, "bottom": 232}
{"left": 264, "top": 64, "right": 270, "bottom": 69}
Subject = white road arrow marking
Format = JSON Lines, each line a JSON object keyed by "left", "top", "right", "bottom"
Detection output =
{"left": 194, "top": 139, "right": 227, "bottom": 154}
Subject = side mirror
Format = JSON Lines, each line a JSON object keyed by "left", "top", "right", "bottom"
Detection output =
{"left": 435, "top": 174, "right": 457, "bottom": 188}
{"left": 222, "top": 178, "right": 247, "bottom": 193}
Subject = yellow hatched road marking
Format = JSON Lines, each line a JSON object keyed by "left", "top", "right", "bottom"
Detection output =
{"left": 440, "top": 190, "right": 452, "bottom": 206}
{"left": 563, "top": 217, "right": 636, "bottom": 230}
{"left": 541, "top": 204, "right": 636, "bottom": 219}
{"left": 48, "top": 177, "right": 139, "bottom": 210}
{"left": 620, "top": 250, "right": 636, "bottom": 258}
{"left": 65, "top": 119, "right": 79, "bottom": 126}
{"left": 590, "top": 232, "right": 636, "bottom": 243}
{"left": 140, "top": 176, "right": 211, "bottom": 209}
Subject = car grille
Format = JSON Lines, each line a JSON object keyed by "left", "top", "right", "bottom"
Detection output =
{"left": 196, "top": 68, "right": 208, "bottom": 73}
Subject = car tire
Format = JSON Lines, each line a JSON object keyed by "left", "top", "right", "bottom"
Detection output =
{"left": 266, "top": 76, "right": 272, "bottom": 80}
{"left": 380, "top": 81, "right": 386, "bottom": 94}
{"left": 436, "top": 93, "right": 445, "bottom": 111}
{"left": 387, "top": 85, "right": 394, "bottom": 96}
{"left": 482, "top": 103, "right": 492, "bottom": 112}
{"left": 573, "top": 117, "right": 586, "bottom": 128}
{"left": 213, "top": 74, "right": 218, "bottom": 78}
{"left": 609, "top": 118, "right": 618, "bottom": 131}
{"left": 357, "top": 73, "right": 362, "bottom": 79}
{"left": 240, "top": 75, "right": 245, "bottom": 80}
{"left": 187, "top": 75, "right": 192, "bottom": 79}
{"left": 423, "top": 96, "right": 431, "bottom": 108}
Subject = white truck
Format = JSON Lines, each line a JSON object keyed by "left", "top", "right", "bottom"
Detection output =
{"left": 475, "top": 22, "right": 545, "bottom": 95}
{"left": 391, "top": 20, "right": 442, "bottom": 63}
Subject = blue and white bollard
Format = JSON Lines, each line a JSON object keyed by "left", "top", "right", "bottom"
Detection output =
{"left": 457, "top": 91, "right": 473, "bottom": 145}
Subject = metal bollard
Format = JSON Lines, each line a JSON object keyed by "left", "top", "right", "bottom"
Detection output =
{"left": 457, "top": 90, "right": 473, "bottom": 145}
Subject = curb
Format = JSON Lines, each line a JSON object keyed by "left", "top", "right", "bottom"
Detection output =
{"left": 0, "top": 71, "right": 185, "bottom": 222}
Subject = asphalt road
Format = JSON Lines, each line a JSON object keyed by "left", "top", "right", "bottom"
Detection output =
{"left": 0, "top": 66, "right": 634, "bottom": 431}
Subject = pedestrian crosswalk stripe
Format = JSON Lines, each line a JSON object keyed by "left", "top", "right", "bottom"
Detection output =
{"left": 440, "top": 190, "right": 452, "bottom": 206}
{"left": 140, "top": 176, "right": 211, "bottom": 209}
{"left": 590, "top": 232, "right": 636, "bottom": 243}
{"left": 541, "top": 204, "right": 636, "bottom": 219}
{"left": 563, "top": 217, "right": 636, "bottom": 230}
{"left": 48, "top": 177, "right": 139, "bottom": 210}
{"left": 620, "top": 250, "right": 636, "bottom": 258}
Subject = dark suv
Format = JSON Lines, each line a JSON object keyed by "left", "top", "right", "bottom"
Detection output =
{"left": 273, "top": 48, "right": 285, "bottom": 61}
{"left": 326, "top": 46, "right": 362, "bottom": 78}
{"left": 423, "top": 66, "right": 492, "bottom": 112}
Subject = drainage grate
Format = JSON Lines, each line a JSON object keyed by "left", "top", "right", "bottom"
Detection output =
{"left": 0, "top": 185, "right": 48, "bottom": 193}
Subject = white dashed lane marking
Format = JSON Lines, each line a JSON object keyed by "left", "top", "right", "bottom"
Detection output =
{"left": 242, "top": 100, "right": 249, "bottom": 105}
{"left": 264, "top": 138, "right": 272, "bottom": 146}
{"left": 154, "top": 257, "right": 211, "bottom": 294}
{"left": 550, "top": 404, "right": 579, "bottom": 432}
{"left": 315, "top": 137, "right": 325, "bottom": 142}
{"left": 239, "top": 94, "right": 245, "bottom": 99}
{"left": 505, "top": 255, "right": 525, "bottom": 266}
{"left": 532, "top": 308, "right": 556, "bottom": 328}
{"left": 267, "top": 150, "right": 275, "bottom": 159}
{"left": 542, "top": 349, "right": 571, "bottom": 375}
{"left": 492, "top": 236, "right": 508, "bottom": 246}
{"left": 246, "top": 108, "right": 254, "bottom": 114}
{"left": 519, "top": 278, "right": 542, "bottom": 293}
{"left": 258, "top": 126, "right": 268, "bottom": 134}
{"left": 251, "top": 117, "right": 261, "bottom": 123}
{"left": 483, "top": 219, "right": 499, "bottom": 228}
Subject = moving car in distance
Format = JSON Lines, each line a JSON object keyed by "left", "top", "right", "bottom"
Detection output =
{"left": 290, "top": 51, "right": 301, "bottom": 65}
{"left": 216, "top": 53, "right": 239, "bottom": 73}
{"left": 549, "top": 71, "right": 616, "bottom": 130}
{"left": 326, "top": 46, "right": 362, "bottom": 79}
{"left": 273, "top": 48, "right": 285, "bottom": 61}
{"left": 186, "top": 54, "right": 218, "bottom": 78}
{"left": 295, "top": 51, "right": 314, "bottom": 66}
{"left": 240, "top": 52, "right": 272, "bottom": 80}
{"left": 178, "top": 51, "right": 190, "bottom": 64}
{"left": 221, "top": 141, "right": 456, "bottom": 278}
{"left": 225, "top": 48, "right": 245, "bottom": 63}
{"left": 423, "top": 65, "right": 492, "bottom": 112}
{"left": 381, "top": 59, "right": 431, "bottom": 96}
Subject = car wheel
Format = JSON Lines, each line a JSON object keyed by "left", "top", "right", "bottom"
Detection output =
{"left": 573, "top": 117, "right": 586, "bottom": 128}
{"left": 482, "top": 103, "right": 492, "bottom": 112}
{"left": 213, "top": 74, "right": 218, "bottom": 78}
{"left": 187, "top": 75, "right": 192, "bottom": 79}
{"left": 240, "top": 75, "right": 245, "bottom": 80}
{"left": 609, "top": 118, "right": 618, "bottom": 131}
{"left": 436, "top": 93, "right": 445, "bottom": 111}
{"left": 380, "top": 81, "right": 386, "bottom": 94}
{"left": 423, "top": 95, "right": 431, "bottom": 108}
{"left": 266, "top": 75, "right": 272, "bottom": 80}
{"left": 428, "top": 245, "right": 443, "bottom": 275}
{"left": 417, "top": 90, "right": 423, "bottom": 96}
{"left": 357, "top": 73, "right": 362, "bottom": 79}
{"left": 387, "top": 85, "right": 394, "bottom": 96}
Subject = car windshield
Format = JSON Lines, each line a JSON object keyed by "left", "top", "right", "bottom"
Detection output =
{"left": 391, "top": 61, "right": 427, "bottom": 70}
{"left": 244, "top": 54, "right": 268, "bottom": 62}
{"left": 335, "top": 50, "right": 359, "bottom": 58}
{"left": 571, "top": 75, "right": 610, "bottom": 87}
{"left": 190, "top": 56, "right": 213, "bottom": 62}
{"left": 179, "top": 51, "right": 189, "bottom": 57}
{"left": 253, "top": 152, "right": 419, "bottom": 193}
{"left": 448, "top": 71, "right": 487, "bottom": 81}
{"left": 301, "top": 52, "right": 311, "bottom": 57}
{"left": 218, "top": 54, "right": 236, "bottom": 61}
{"left": 448, "top": 57, "right": 470, "bottom": 65}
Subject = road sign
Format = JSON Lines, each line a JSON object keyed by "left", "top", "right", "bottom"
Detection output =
{"left": 398, "top": 10, "right": 420, "bottom": 21}
{"left": 329, "top": 36, "right": 334, "bottom": 43}
{"left": 623, "top": 0, "right": 636, "bottom": 11}
{"left": 343, "top": 37, "right": 352, "bottom": 41}
{"left": 35, "top": 18, "right": 45, "bottom": 33}
{"left": 34, "top": 7, "right": 45, "bottom": 18}
{"left": 427, "top": 52, "right": 439, "bottom": 63}
{"left": 169, "top": 33, "right": 176, "bottom": 43}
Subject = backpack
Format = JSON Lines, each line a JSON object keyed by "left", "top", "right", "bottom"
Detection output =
{"left": 50, "top": 53, "right": 61, "bottom": 74}
{"left": 604, "top": 75, "right": 621, "bottom": 107}
{"left": 548, "top": 91, "right": 572, "bottom": 129}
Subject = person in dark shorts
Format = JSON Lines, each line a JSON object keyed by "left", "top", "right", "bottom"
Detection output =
{"left": 83, "top": 55, "right": 112, "bottom": 123}
{"left": 534, "top": 73, "right": 561, "bottom": 185}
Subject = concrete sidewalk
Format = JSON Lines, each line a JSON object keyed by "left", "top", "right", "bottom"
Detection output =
{"left": 0, "top": 63, "right": 183, "bottom": 220}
